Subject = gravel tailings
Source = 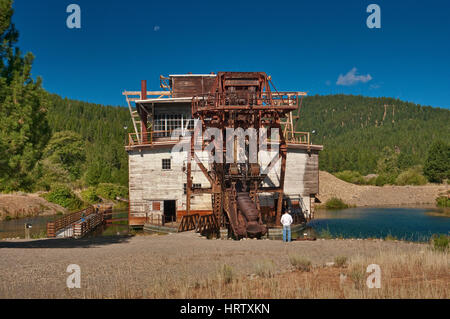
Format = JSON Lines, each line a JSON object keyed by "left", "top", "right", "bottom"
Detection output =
{"left": 318, "top": 171, "right": 448, "bottom": 207}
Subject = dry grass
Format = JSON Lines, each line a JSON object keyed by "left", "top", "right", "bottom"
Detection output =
{"left": 334, "top": 256, "right": 348, "bottom": 268}
{"left": 81, "top": 247, "right": 449, "bottom": 299}
{"left": 288, "top": 255, "right": 312, "bottom": 272}
{"left": 109, "top": 251, "right": 450, "bottom": 299}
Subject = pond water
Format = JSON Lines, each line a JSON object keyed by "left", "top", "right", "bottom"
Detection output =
{"left": 2, "top": 207, "right": 449, "bottom": 241}
{"left": 0, "top": 210, "right": 130, "bottom": 239}
{"left": 0, "top": 215, "right": 58, "bottom": 239}
{"left": 308, "top": 207, "right": 450, "bottom": 242}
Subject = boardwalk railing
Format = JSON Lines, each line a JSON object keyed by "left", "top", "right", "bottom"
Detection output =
{"left": 72, "top": 211, "right": 104, "bottom": 238}
{"left": 47, "top": 206, "right": 94, "bottom": 238}
{"left": 47, "top": 205, "right": 111, "bottom": 238}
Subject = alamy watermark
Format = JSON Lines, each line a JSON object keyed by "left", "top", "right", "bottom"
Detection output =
{"left": 66, "top": 4, "right": 81, "bottom": 29}
{"left": 66, "top": 264, "right": 81, "bottom": 288}
{"left": 170, "top": 121, "right": 280, "bottom": 166}
{"left": 366, "top": 4, "right": 381, "bottom": 29}
{"left": 366, "top": 263, "right": 381, "bottom": 288}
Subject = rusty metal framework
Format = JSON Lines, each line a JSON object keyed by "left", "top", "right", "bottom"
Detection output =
{"left": 185, "top": 72, "right": 303, "bottom": 238}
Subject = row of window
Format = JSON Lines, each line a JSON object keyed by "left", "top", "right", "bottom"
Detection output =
{"left": 154, "top": 114, "right": 194, "bottom": 137}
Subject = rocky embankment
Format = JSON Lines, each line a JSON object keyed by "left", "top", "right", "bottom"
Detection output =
{"left": 0, "top": 193, "right": 66, "bottom": 220}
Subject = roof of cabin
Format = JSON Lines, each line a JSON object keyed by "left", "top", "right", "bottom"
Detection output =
{"left": 135, "top": 97, "right": 193, "bottom": 104}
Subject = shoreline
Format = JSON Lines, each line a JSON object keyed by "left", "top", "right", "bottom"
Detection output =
{"left": 315, "top": 203, "right": 439, "bottom": 210}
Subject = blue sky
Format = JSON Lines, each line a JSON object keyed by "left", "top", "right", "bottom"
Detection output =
{"left": 11, "top": 0, "right": 450, "bottom": 108}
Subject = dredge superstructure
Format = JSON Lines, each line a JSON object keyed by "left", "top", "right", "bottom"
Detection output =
{"left": 124, "top": 72, "right": 322, "bottom": 238}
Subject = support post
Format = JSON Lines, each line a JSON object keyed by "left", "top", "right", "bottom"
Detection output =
{"left": 275, "top": 128, "right": 287, "bottom": 226}
{"left": 141, "top": 80, "right": 148, "bottom": 143}
{"left": 186, "top": 133, "right": 193, "bottom": 216}
{"left": 24, "top": 223, "right": 31, "bottom": 240}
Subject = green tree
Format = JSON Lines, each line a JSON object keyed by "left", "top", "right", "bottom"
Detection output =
{"left": 423, "top": 141, "right": 450, "bottom": 183}
{"left": 43, "top": 131, "right": 86, "bottom": 180}
{"left": 376, "top": 146, "right": 399, "bottom": 175}
{"left": 397, "top": 152, "right": 414, "bottom": 170}
{"left": 0, "top": 0, "right": 50, "bottom": 191}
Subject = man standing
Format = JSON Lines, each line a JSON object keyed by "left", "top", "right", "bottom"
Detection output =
{"left": 281, "top": 210, "right": 293, "bottom": 242}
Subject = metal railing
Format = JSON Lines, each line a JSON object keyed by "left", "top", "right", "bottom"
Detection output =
{"left": 47, "top": 206, "right": 94, "bottom": 238}
{"left": 145, "top": 214, "right": 177, "bottom": 226}
{"left": 192, "top": 92, "right": 299, "bottom": 114}
{"left": 72, "top": 212, "right": 104, "bottom": 238}
{"left": 267, "top": 131, "right": 310, "bottom": 145}
{"left": 128, "top": 129, "right": 194, "bottom": 146}
{"left": 47, "top": 205, "right": 111, "bottom": 238}
{"left": 288, "top": 131, "right": 310, "bottom": 145}
{"left": 129, "top": 130, "right": 310, "bottom": 147}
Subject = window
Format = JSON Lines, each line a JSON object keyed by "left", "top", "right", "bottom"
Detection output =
{"left": 183, "top": 183, "right": 201, "bottom": 194}
{"left": 162, "top": 159, "right": 171, "bottom": 170}
{"left": 154, "top": 113, "right": 185, "bottom": 137}
{"left": 152, "top": 201, "right": 161, "bottom": 211}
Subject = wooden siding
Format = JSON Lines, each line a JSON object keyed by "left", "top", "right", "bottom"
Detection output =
{"left": 128, "top": 147, "right": 212, "bottom": 223}
{"left": 171, "top": 76, "right": 216, "bottom": 98}
{"left": 128, "top": 146, "right": 320, "bottom": 226}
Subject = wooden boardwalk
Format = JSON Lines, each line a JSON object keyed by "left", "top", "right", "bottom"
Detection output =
{"left": 47, "top": 205, "right": 112, "bottom": 238}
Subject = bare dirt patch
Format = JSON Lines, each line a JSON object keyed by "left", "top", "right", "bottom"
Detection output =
{"left": 0, "top": 193, "right": 67, "bottom": 220}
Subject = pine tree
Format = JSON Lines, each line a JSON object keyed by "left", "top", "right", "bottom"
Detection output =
{"left": 0, "top": 0, "right": 50, "bottom": 191}
{"left": 423, "top": 141, "right": 450, "bottom": 183}
{"left": 42, "top": 131, "right": 86, "bottom": 181}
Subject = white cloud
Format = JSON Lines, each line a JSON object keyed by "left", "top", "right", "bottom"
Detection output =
{"left": 336, "top": 67, "right": 372, "bottom": 86}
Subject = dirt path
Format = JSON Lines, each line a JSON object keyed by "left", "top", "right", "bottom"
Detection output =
{"left": 318, "top": 171, "right": 449, "bottom": 207}
{"left": 0, "top": 193, "right": 66, "bottom": 221}
{"left": 0, "top": 232, "right": 429, "bottom": 298}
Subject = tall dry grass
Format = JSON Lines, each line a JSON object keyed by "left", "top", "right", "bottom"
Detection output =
{"left": 78, "top": 247, "right": 448, "bottom": 299}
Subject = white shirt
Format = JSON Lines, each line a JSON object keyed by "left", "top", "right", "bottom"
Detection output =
{"left": 280, "top": 213, "right": 293, "bottom": 226}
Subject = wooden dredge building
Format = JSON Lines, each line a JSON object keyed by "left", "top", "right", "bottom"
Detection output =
{"left": 123, "top": 72, "right": 322, "bottom": 237}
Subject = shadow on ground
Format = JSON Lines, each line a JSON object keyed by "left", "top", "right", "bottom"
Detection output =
{"left": 0, "top": 235, "right": 133, "bottom": 249}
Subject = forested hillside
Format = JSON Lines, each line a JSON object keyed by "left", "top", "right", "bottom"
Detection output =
{"left": 43, "top": 93, "right": 448, "bottom": 189}
{"left": 45, "top": 94, "right": 131, "bottom": 186}
{"left": 296, "top": 95, "right": 450, "bottom": 175}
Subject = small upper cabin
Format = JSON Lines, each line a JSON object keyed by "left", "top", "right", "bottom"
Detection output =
{"left": 125, "top": 74, "right": 217, "bottom": 144}
{"left": 169, "top": 74, "right": 216, "bottom": 98}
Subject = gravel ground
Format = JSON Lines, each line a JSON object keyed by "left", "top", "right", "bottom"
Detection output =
{"left": 0, "top": 231, "right": 428, "bottom": 298}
